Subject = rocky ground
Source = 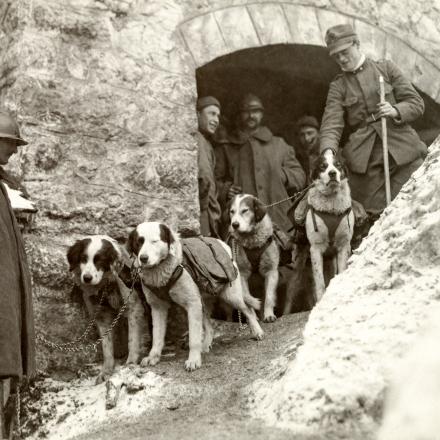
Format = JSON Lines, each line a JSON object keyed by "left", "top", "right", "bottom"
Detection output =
{"left": 22, "top": 314, "right": 318, "bottom": 440}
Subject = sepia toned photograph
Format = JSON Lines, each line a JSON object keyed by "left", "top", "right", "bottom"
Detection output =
{"left": 1, "top": 1, "right": 439, "bottom": 439}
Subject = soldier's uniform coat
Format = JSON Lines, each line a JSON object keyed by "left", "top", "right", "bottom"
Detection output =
{"left": 195, "top": 131, "right": 221, "bottom": 237}
{"left": 320, "top": 57, "right": 427, "bottom": 214}
{"left": 215, "top": 126, "right": 306, "bottom": 232}
{"left": 0, "top": 175, "right": 35, "bottom": 380}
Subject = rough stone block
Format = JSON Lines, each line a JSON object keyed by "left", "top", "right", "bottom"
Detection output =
{"left": 384, "top": 35, "right": 417, "bottom": 78}
{"left": 316, "top": 8, "right": 354, "bottom": 40}
{"left": 283, "top": 4, "right": 323, "bottom": 46}
{"left": 411, "top": 56, "right": 440, "bottom": 101}
{"left": 180, "top": 13, "right": 228, "bottom": 67}
{"left": 214, "top": 6, "right": 260, "bottom": 52}
{"left": 247, "top": 3, "right": 292, "bottom": 45}
{"left": 354, "top": 20, "right": 387, "bottom": 60}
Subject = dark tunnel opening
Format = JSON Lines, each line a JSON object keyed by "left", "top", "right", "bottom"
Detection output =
{"left": 196, "top": 43, "right": 440, "bottom": 173}
{"left": 196, "top": 43, "right": 440, "bottom": 317}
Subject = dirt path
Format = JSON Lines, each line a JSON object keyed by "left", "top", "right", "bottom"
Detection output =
{"left": 67, "top": 313, "right": 315, "bottom": 440}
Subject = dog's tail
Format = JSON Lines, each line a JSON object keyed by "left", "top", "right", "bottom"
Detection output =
{"left": 244, "top": 292, "right": 261, "bottom": 311}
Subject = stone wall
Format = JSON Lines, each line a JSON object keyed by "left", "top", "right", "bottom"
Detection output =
{"left": 1, "top": 0, "right": 199, "bottom": 373}
{"left": 1, "top": 0, "right": 440, "bottom": 375}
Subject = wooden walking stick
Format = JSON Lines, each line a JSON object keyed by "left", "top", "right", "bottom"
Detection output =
{"left": 379, "top": 75, "right": 392, "bottom": 206}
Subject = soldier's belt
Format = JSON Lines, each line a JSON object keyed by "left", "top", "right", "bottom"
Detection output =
{"left": 353, "top": 112, "right": 381, "bottom": 130}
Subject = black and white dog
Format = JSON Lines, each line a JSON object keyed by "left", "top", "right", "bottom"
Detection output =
{"left": 305, "top": 150, "right": 355, "bottom": 300}
{"left": 67, "top": 235, "right": 146, "bottom": 383}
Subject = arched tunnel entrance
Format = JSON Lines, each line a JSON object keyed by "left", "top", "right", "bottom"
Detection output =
{"left": 195, "top": 43, "right": 440, "bottom": 316}
{"left": 196, "top": 43, "right": 440, "bottom": 174}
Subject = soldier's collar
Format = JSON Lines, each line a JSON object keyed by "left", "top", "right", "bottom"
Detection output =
{"left": 229, "top": 126, "right": 273, "bottom": 144}
{"left": 343, "top": 53, "right": 366, "bottom": 74}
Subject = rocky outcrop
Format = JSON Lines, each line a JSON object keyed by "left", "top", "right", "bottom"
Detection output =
{"left": 251, "top": 137, "right": 440, "bottom": 437}
{"left": 1, "top": 0, "right": 198, "bottom": 373}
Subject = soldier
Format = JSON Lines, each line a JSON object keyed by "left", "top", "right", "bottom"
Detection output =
{"left": 0, "top": 112, "right": 35, "bottom": 437}
{"left": 215, "top": 93, "right": 306, "bottom": 233}
{"left": 320, "top": 24, "right": 427, "bottom": 224}
{"left": 195, "top": 96, "right": 222, "bottom": 237}
{"left": 295, "top": 115, "right": 320, "bottom": 183}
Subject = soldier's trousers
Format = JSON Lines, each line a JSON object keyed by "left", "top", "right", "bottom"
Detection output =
{"left": 348, "top": 138, "right": 424, "bottom": 216}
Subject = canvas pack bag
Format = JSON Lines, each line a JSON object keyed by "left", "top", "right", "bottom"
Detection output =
{"left": 182, "top": 237, "right": 238, "bottom": 296}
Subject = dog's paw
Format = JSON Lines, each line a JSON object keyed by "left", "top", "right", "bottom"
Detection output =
{"left": 185, "top": 353, "right": 202, "bottom": 371}
{"left": 95, "top": 371, "right": 111, "bottom": 385}
{"left": 126, "top": 353, "right": 140, "bottom": 366}
{"left": 140, "top": 353, "right": 161, "bottom": 367}
{"left": 252, "top": 328, "right": 264, "bottom": 341}
{"left": 201, "top": 342, "right": 212, "bottom": 353}
{"left": 263, "top": 314, "right": 277, "bottom": 323}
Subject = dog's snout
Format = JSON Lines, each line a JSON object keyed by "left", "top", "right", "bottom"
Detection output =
{"left": 328, "top": 169, "right": 337, "bottom": 179}
{"left": 83, "top": 274, "right": 93, "bottom": 284}
{"left": 140, "top": 255, "right": 149, "bottom": 264}
{"left": 231, "top": 221, "right": 240, "bottom": 230}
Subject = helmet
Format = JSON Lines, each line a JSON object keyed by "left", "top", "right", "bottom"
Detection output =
{"left": 0, "top": 112, "right": 28, "bottom": 146}
{"left": 239, "top": 94, "right": 264, "bottom": 112}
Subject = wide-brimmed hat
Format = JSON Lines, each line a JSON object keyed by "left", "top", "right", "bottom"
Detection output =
{"left": 239, "top": 94, "right": 264, "bottom": 112}
{"left": 196, "top": 96, "right": 221, "bottom": 112}
{"left": 0, "top": 112, "right": 28, "bottom": 146}
{"left": 325, "top": 24, "right": 358, "bottom": 56}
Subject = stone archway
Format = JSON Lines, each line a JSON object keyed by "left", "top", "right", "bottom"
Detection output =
{"left": 179, "top": 3, "right": 440, "bottom": 104}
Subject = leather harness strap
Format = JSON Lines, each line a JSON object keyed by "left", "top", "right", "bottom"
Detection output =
{"left": 311, "top": 207, "right": 352, "bottom": 257}
{"left": 241, "top": 236, "right": 273, "bottom": 273}
{"left": 142, "top": 264, "right": 184, "bottom": 301}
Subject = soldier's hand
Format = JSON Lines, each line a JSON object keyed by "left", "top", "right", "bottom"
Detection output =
{"left": 227, "top": 185, "right": 242, "bottom": 199}
{"left": 376, "top": 102, "right": 399, "bottom": 119}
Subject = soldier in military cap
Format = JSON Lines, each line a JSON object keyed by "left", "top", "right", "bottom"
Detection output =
{"left": 195, "top": 96, "right": 222, "bottom": 237}
{"left": 0, "top": 112, "right": 35, "bottom": 436}
{"left": 215, "top": 93, "right": 306, "bottom": 233}
{"left": 320, "top": 23, "right": 427, "bottom": 224}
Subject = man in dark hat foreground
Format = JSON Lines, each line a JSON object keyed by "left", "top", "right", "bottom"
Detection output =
{"left": 195, "top": 96, "right": 222, "bottom": 237}
{"left": 320, "top": 23, "right": 426, "bottom": 226}
{"left": 215, "top": 93, "right": 306, "bottom": 233}
{"left": 0, "top": 112, "right": 36, "bottom": 437}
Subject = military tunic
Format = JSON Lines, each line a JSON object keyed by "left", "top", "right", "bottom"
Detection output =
{"left": 320, "top": 58, "right": 426, "bottom": 214}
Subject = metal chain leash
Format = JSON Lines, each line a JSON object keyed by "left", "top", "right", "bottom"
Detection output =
{"left": 14, "top": 383, "right": 21, "bottom": 439}
{"left": 262, "top": 184, "right": 314, "bottom": 209}
{"left": 36, "top": 264, "right": 141, "bottom": 353}
{"left": 36, "top": 288, "right": 106, "bottom": 353}
{"left": 231, "top": 238, "right": 246, "bottom": 331}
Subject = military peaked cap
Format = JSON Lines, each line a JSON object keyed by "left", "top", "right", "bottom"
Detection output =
{"left": 325, "top": 24, "right": 358, "bottom": 56}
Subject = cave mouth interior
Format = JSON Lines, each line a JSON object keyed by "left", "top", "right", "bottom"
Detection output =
{"left": 197, "top": 43, "right": 440, "bottom": 172}
{"left": 196, "top": 43, "right": 440, "bottom": 317}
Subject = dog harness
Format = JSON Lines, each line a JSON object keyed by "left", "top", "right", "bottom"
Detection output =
{"left": 310, "top": 206, "right": 352, "bottom": 258}
{"left": 142, "top": 265, "right": 184, "bottom": 301}
{"left": 240, "top": 236, "right": 274, "bottom": 273}
{"left": 140, "top": 237, "right": 238, "bottom": 300}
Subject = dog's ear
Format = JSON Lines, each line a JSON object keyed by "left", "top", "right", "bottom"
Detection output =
{"left": 102, "top": 239, "right": 123, "bottom": 274}
{"left": 126, "top": 228, "right": 138, "bottom": 256}
{"left": 224, "top": 197, "right": 234, "bottom": 225}
{"left": 67, "top": 240, "right": 85, "bottom": 271}
{"left": 253, "top": 197, "right": 267, "bottom": 223}
{"left": 311, "top": 154, "right": 325, "bottom": 182}
{"left": 159, "top": 223, "right": 175, "bottom": 248}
